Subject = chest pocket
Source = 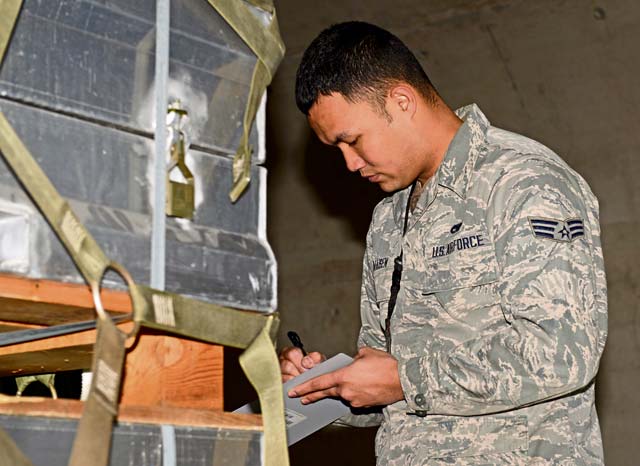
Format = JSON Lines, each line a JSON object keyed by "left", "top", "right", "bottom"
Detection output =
{"left": 424, "top": 220, "right": 501, "bottom": 320}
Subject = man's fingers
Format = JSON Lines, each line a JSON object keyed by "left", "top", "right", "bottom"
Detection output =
{"left": 299, "top": 387, "right": 340, "bottom": 404}
{"left": 301, "top": 351, "right": 326, "bottom": 369}
{"left": 279, "top": 346, "right": 305, "bottom": 373}
{"left": 279, "top": 347, "right": 330, "bottom": 384}
{"left": 279, "top": 358, "right": 301, "bottom": 379}
{"left": 288, "top": 370, "right": 340, "bottom": 398}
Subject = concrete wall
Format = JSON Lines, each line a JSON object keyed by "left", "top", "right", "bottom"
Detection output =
{"left": 266, "top": 1, "right": 640, "bottom": 464}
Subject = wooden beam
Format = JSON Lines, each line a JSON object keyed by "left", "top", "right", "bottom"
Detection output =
{"left": 0, "top": 326, "right": 224, "bottom": 410}
{"left": 0, "top": 396, "right": 262, "bottom": 430}
{"left": 0, "top": 322, "right": 135, "bottom": 376}
{"left": 0, "top": 274, "right": 224, "bottom": 411}
{"left": 0, "top": 273, "right": 131, "bottom": 326}
{"left": 0, "top": 320, "right": 43, "bottom": 332}
{"left": 0, "top": 272, "right": 132, "bottom": 375}
{"left": 120, "top": 329, "right": 224, "bottom": 410}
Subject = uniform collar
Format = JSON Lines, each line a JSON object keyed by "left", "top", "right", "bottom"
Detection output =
{"left": 392, "top": 104, "right": 490, "bottom": 226}
{"left": 436, "top": 103, "right": 490, "bottom": 198}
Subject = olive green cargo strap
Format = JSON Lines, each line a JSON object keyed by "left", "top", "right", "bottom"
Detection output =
{"left": 0, "top": 108, "right": 129, "bottom": 463}
{"left": 68, "top": 317, "right": 128, "bottom": 466}
{"left": 132, "top": 285, "right": 278, "bottom": 348}
{"left": 0, "top": 108, "right": 133, "bottom": 466}
{"left": 0, "top": 427, "right": 32, "bottom": 466}
{"left": 0, "top": 5, "right": 288, "bottom": 465}
{"left": 131, "top": 286, "right": 288, "bottom": 465}
{"left": 0, "top": 111, "right": 289, "bottom": 466}
{"left": 206, "top": 0, "right": 285, "bottom": 202}
{"left": 0, "top": 2, "right": 36, "bottom": 465}
{"left": 0, "top": 0, "right": 23, "bottom": 62}
{"left": 239, "top": 320, "right": 289, "bottom": 466}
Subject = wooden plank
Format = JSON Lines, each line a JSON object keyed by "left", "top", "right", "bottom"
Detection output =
{"left": 0, "top": 273, "right": 131, "bottom": 325}
{"left": 120, "top": 329, "right": 224, "bottom": 410}
{"left": 0, "top": 324, "right": 224, "bottom": 410}
{"left": 0, "top": 322, "right": 135, "bottom": 376}
{"left": 0, "top": 272, "right": 132, "bottom": 375}
{"left": 0, "top": 396, "right": 262, "bottom": 430}
{"left": 0, "top": 320, "right": 43, "bottom": 332}
{"left": 0, "top": 274, "right": 224, "bottom": 410}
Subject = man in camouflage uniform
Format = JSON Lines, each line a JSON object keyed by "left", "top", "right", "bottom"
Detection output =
{"left": 280, "top": 21, "right": 607, "bottom": 465}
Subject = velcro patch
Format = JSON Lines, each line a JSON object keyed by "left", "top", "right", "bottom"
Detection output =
{"left": 528, "top": 217, "right": 585, "bottom": 242}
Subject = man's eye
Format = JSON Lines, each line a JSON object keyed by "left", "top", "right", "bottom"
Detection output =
{"left": 348, "top": 138, "right": 359, "bottom": 146}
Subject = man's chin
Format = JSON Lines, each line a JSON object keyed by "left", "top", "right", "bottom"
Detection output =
{"left": 377, "top": 179, "right": 414, "bottom": 194}
{"left": 378, "top": 183, "right": 395, "bottom": 193}
{"left": 376, "top": 179, "right": 401, "bottom": 193}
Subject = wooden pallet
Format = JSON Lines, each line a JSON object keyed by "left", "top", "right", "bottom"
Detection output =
{"left": 0, "top": 273, "right": 244, "bottom": 418}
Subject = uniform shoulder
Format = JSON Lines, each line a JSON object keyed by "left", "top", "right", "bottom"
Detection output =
{"left": 365, "top": 193, "right": 399, "bottom": 243}
{"left": 477, "top": 127, "right": 599, "bottom": 225}
{"left": 370, "top": 195, "right": 394, "bottom": 226}
{"left": 479, "top": 126, "right": 583, "bottom": 188}
{"left": 485, "top": 127, "right": 564, "bottom": 166}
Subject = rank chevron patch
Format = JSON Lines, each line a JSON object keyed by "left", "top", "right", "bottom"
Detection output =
{"left": 528, "top": 217, "right": 585, "bottom": 242}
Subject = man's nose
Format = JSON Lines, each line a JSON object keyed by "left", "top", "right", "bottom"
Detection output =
{"left": 341, "top": 148, "right": 366, "bottom": 172}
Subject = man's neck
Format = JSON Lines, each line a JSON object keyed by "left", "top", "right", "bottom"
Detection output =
{"left": 409, "top": 179, "right": 425, "bottom": 213}
{"left": 415, "top": 100, "right": 463, "bottom": 186}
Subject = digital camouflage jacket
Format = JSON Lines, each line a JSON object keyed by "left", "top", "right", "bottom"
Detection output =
{"left": 348, "top": 104, "right": 607, "bottom": 465}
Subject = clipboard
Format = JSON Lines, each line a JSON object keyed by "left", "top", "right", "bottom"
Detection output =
{"left": 235, "top": 353, "right": 354, "bottom": 445}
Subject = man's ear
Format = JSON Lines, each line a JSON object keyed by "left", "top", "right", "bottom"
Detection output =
{"left": 388, "top": 85, "right": 417, "bottom": 117}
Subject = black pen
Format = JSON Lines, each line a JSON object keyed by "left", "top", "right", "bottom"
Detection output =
{"left": 287, "top": 330, "right": 307, "bottom": 356}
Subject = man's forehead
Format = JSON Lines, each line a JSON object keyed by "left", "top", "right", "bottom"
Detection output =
{"left": 308, "top": 98, "right": 344, "bottom": 139}
{"left": 309, "top": 93, "right": 349, "bottom": 118}
{"left": 308, "top": 93, "right": 363, "bottom": 143}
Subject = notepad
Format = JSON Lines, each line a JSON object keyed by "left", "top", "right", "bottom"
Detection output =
{"left": 235, "top": 353, "right": 354, "bottom": 445}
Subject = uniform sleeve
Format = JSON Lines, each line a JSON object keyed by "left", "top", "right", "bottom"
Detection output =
{"left": 336, "top": 230, "right": 385, "bottom": 427}
{"left": 357, "top": 232, "right": 387, "bottom": 351}
{"left": 399, "top": 159, "right": 607, "bottom": 415}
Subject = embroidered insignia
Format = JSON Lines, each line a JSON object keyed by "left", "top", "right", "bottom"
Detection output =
{"left": 431, "top": 234, "right": 485, "bottom": 258}
{"left": 372, "top": 257, "right": 389, "bottom": 272}
{"left": 450, "top": 221, "right": 463, "bottom": 235}
{"left": 528, "top": 217, "right": 585, "bottom": 242}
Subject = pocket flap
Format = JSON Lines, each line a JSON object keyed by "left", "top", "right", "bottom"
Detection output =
{"left": 424, "top": 224, "right": 499, "bottom": 294}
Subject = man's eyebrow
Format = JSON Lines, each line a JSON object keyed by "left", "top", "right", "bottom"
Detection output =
{"left": 332, "top": 132, "right": 353, "bottom": 145}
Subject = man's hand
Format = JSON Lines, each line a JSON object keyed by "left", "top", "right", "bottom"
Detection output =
{"left": 287, "top": 347, "right": 404, "bottom": 408}
{"left": 279, "top": 347, "right": 326, "bottom": 382}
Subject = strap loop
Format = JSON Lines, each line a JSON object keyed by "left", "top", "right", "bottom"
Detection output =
{"left": 90, "top": 262, "right": 136, "bottom": 330}
{"left": 206, "top": 0, "right": 285, "bottom": 202}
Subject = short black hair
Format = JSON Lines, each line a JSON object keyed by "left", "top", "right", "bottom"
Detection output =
{"left": 295, "top": 21, "right": 436, "bottom": 116}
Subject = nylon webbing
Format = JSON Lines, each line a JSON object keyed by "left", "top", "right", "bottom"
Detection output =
{"left": 0, "top": 0, "right": 23, "bottom": 66}
{"left": 239, "top": 319, "right": 288, "bottom": 466}
{"left": 0, "top": 426, "right": 32, "bottom": 466}
{"left": 0, "top": 2, "right": 38, "bottom": 465}
{"left": 68, "top": 318, "right": 127, "bottom": 466}
{"left": 0, "top": 114, "right": 111, "bottom": 285}
{"left": 132, "top": 286, "right": 278, "bottom": 349}
{"left": 0, "top": 2, "right": 288, "bottom": 465}
{"left": 206, "top": 0, "right": 285, "bottom": 202}
{"left": 0, "top": 111, "right": 287, "bottom": 466}
{"left": 0, "top": 106, "right": 135, "bottom": 466}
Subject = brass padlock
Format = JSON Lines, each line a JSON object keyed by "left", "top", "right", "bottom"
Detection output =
{"left": 166, "top": 101, "right": 195, "bottom": 219}
{"left": 166, "top": 172, "right": 194, "bottom": 219}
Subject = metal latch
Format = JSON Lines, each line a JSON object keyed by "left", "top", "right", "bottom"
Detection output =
{"left": 166, "top": 101, "right": 195, "bottom": 219}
